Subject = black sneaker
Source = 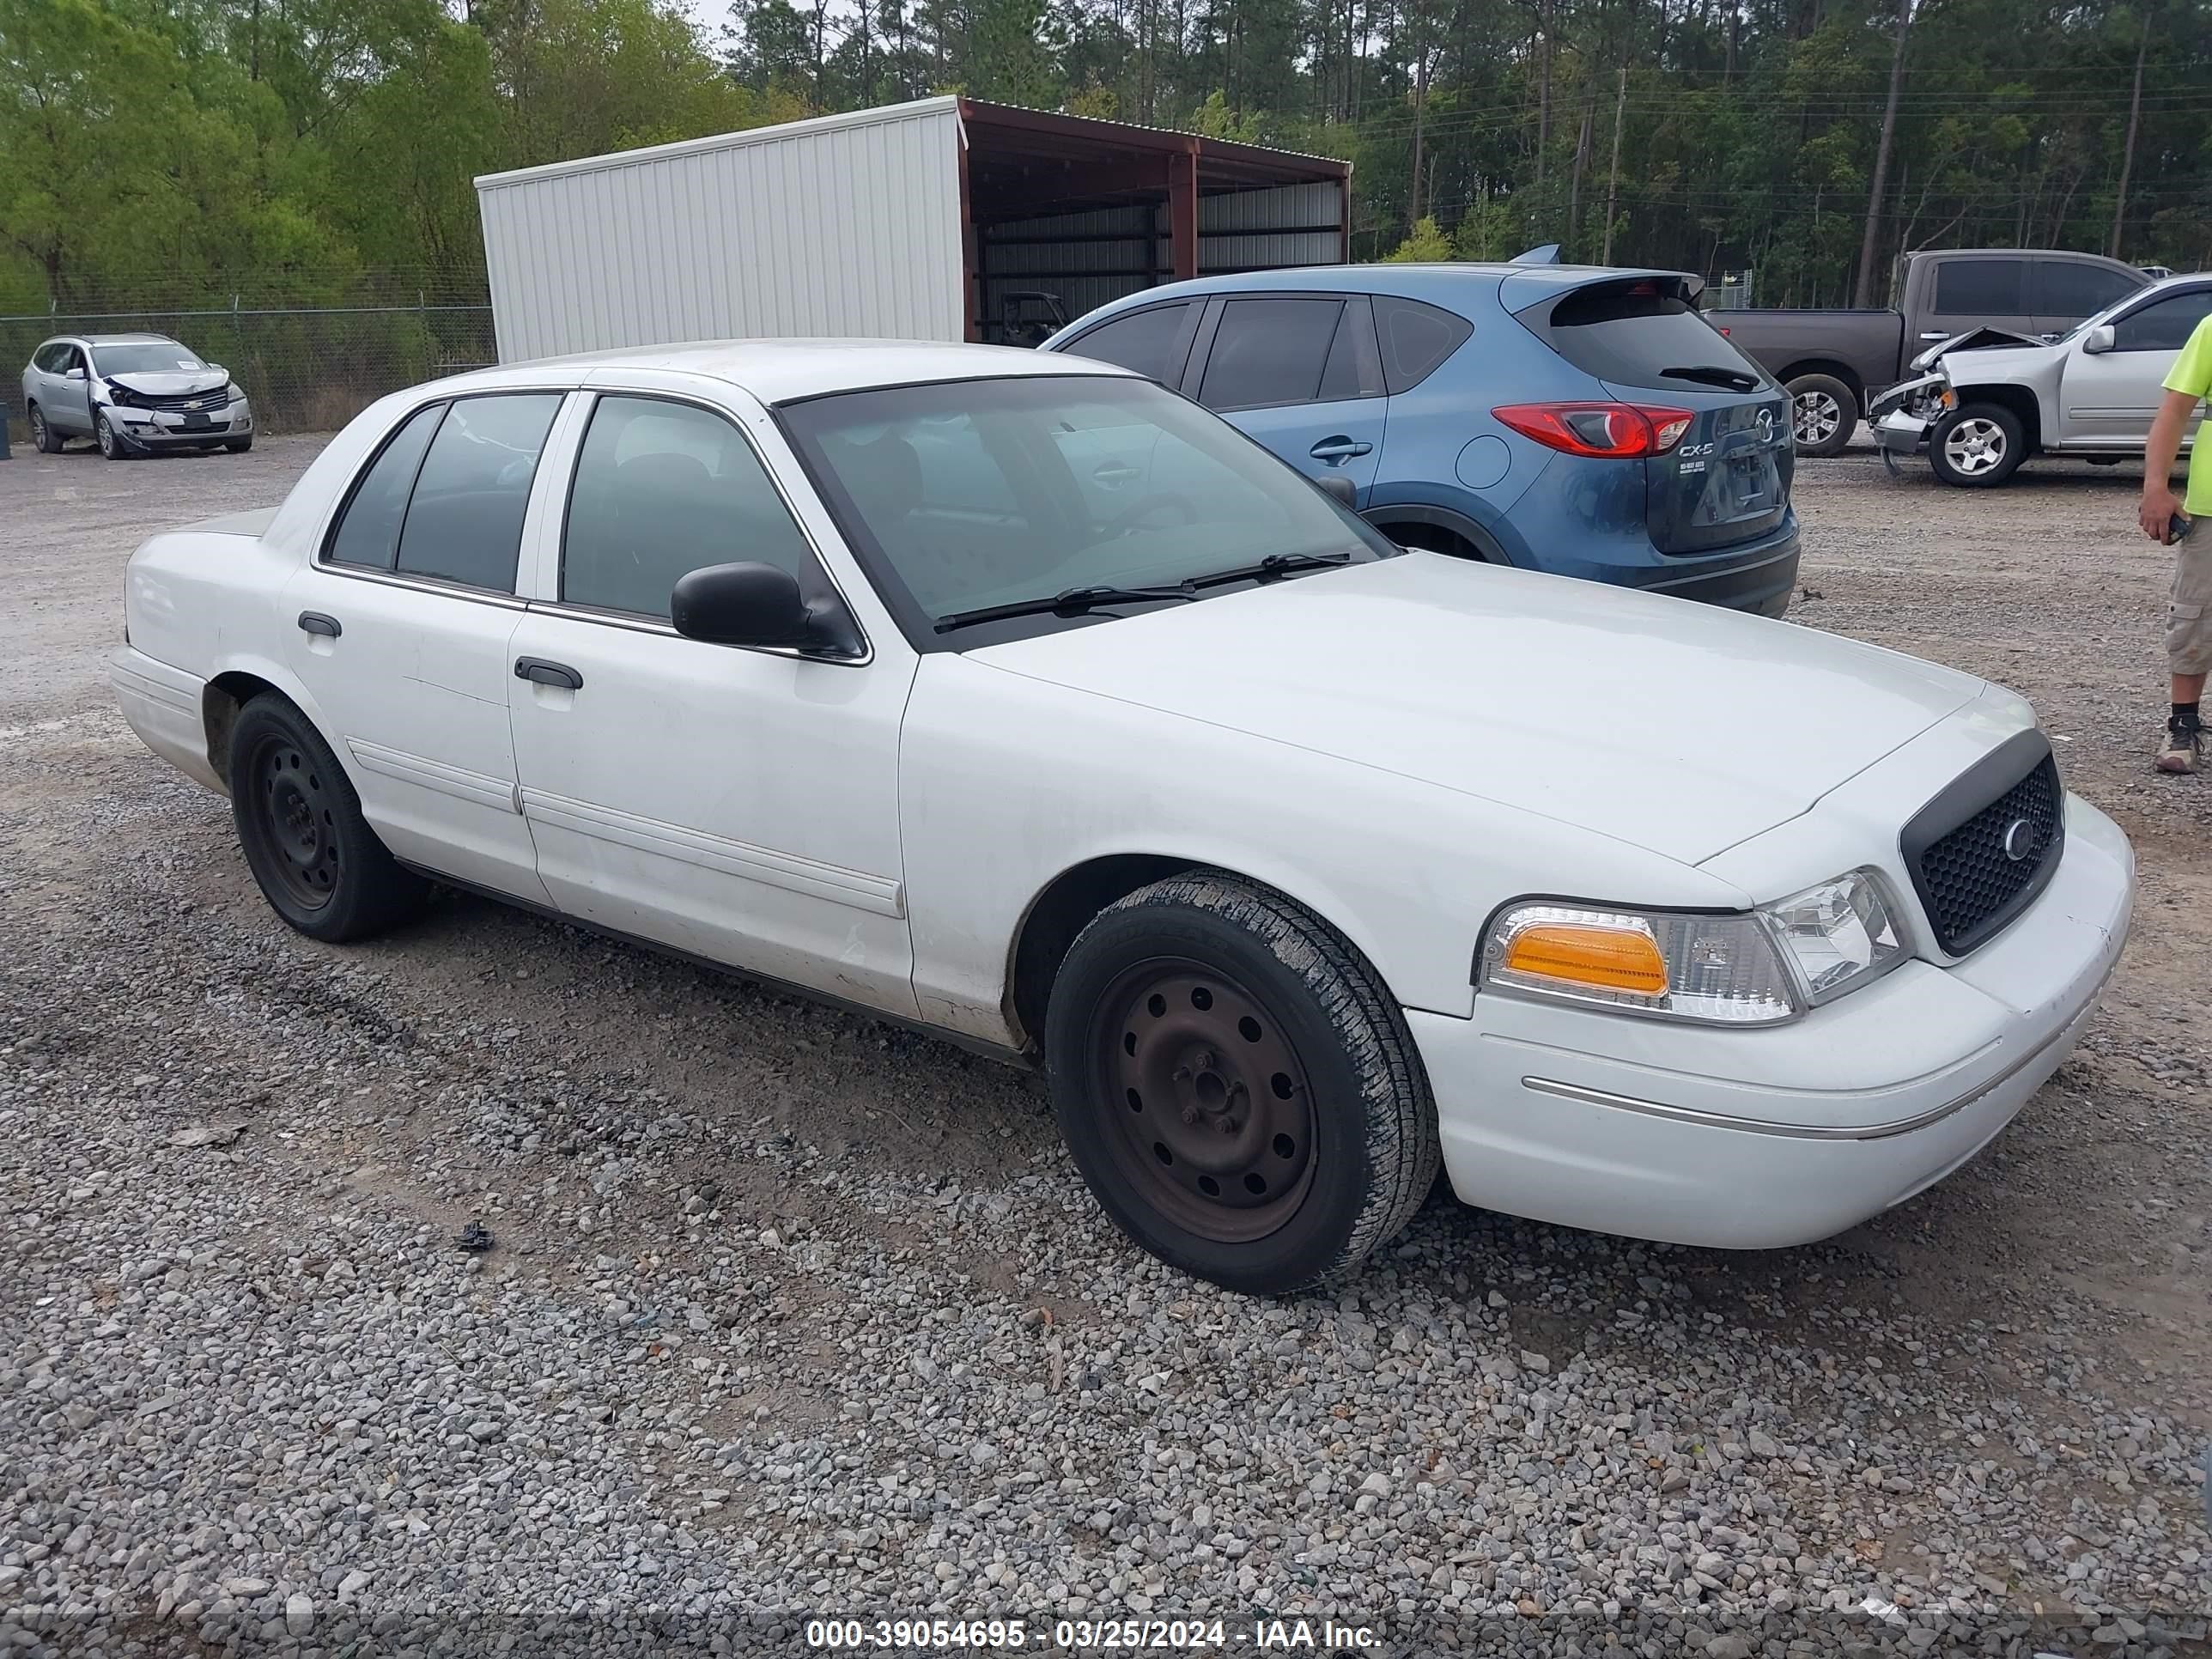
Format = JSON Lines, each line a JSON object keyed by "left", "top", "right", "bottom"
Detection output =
{"left": 2157, "top": 712, "right": 2203, "bottom": 774}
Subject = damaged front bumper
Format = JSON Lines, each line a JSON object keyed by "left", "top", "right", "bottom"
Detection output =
{"left": 106, "top": 396, "right": 254, "bottom": 448}
{"left": 1869, "top": 373, "right": 1953, "bottom": 471}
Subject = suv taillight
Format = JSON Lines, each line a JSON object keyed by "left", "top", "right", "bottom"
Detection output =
{"left": 1492, "top": 402, "right": 1695, "bottom": 458}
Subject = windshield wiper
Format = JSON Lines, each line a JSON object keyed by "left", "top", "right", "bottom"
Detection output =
{"left": 1660, "top": 364, "right": 1760, "bottom": 392}
{"left": 933, "top": 583, "right": 1198, "bottom": 634}
{"left": 1183, "top": 550, "right": 1355, "bottom": 587}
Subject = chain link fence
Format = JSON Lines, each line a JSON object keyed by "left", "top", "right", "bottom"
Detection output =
{"left": 2, "top": 290, "right": 496, "bottom": 442}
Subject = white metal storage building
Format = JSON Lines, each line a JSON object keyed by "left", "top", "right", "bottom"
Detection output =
{"left": 475, "top": 96, "right": 1351, "bottom": 362}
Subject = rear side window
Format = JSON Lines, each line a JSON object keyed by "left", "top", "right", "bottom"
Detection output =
{"left": 1059, "top": 304, "right": 1197, "bottom": 383}
{"left": 1199, "top": 298, "right": 1345, "bottom": 410}
{"left": 394, "top": 393, "right": 562, "bottom": 592}
{"left": 2035, "top": 260, "right": 2139, "bottom": 319}
{"left": 1372, "top": 296, "right": 1474, "bottom": 393}
{"left": 1525, "top": 278, "right": 1761, "bottom": 394}
{"left": 2113, "top": 290, "right": 2212, "bottom": 353}
{"left": 1933, "top": 258, "right": 2027, "bottom": 316}
{"left": 326, "top": 402, "right": 447, "bottom": 570}
{"left": 1318, "top": 297, "right": 1387, "bottom": 400}
{"left": 562, "top": 395, "right": 815, "bottom": 618}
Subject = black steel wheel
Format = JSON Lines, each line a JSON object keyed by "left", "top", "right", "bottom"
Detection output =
{"left": 1092, "top": 958, "right": 1319, "bottom": 1244}
{"left": 228, "top": 696, "right": 428, "bottom": 941}
{"left": 1045, "top": 872, "right": 1439, "bottom": 1294}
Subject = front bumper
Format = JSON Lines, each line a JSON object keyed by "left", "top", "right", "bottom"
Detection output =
{"left": 1410, "top": 794, "right": 2133, "bottom": 1249}
{"left": 106, "top": 397, "right": 252, "bottom": 447}
{"left": 1874, "top": 408, "right": 1929, "bottom": 458}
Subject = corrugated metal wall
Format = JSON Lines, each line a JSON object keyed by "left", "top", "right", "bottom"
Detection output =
{"left": 977, "top": 180, "right": 1344, "bottom": 331}
{"left": 477, "top": 101, "right": 968, "bottom": 362}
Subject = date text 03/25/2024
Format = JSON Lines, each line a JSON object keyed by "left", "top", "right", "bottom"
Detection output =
{"left": 804, "top": 1618, "right": 1384, "bottom": 1650}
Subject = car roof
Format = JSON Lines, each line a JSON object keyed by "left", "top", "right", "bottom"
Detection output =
{"left": 67, "top": 333, "right": 185, "bottom": 347}
{"left": 1053, "top": 261, "right": 1692, "bottom": 324}
{"left": 434, "top": 338, "right": 1134, "bottom": 404}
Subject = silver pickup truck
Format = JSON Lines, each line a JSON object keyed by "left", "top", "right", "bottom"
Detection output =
{"left": 1709, "top": 249, "right": 2152, "bottom": 457}
{"left": 1868, "top": 272, "right": 2212, "bottom": 488}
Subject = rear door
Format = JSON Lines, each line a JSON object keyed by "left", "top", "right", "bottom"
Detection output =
{"left": 1923, "top": 258, "right": 2039, "bottom": 348}
{"left": 1188, "top": 295, "right": 1389, "bottom": 502}
{"left": 1518, "top": 275, "right": 1793, "bottom": 555}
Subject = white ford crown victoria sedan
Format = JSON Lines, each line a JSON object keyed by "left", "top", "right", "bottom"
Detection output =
{"left": 111, "top": 341, "right": 2133, "bottom": 1293}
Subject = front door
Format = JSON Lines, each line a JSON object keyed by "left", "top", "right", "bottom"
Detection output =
{"left": 284, "top": 391, "right": 564, "bottom": 904}
{"left": 1191, "top": 295, "right": 1389, "bottom": 504}
{"left": 51, "top": 346, "right": 94, "bottom": 433}
{"left": 2058, "top": 288, "right": 2212, "bottom": 448}
{"left": 504, "top": 386, "right": 919, "bottom": 1017}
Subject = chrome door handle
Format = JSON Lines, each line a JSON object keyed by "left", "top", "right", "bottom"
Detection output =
{"left": 515, "top": 657, "right": 582, "bottom": 690}
{"left": 1310, "top": 436, "right": 1374, "bottom": 463}
{"left": 1918, "top": 331, "right": 1950, "bottom": 342}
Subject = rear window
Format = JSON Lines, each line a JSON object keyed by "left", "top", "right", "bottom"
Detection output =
{"left": 1372, "top": 296, "right": 1473, "bottom": 393}
{"left": 1523, "top": 278, "right": 1765, "bottom": 393}
{"left": 1933, "top": 258, "right": 2027, "bottom": 316}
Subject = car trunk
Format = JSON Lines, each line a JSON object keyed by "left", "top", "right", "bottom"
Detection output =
{"left": 1513, "top": 272, "right": 1794, "bottom": 555}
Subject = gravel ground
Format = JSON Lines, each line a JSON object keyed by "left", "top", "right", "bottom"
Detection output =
{"left": 2, "top": 436, "right": 2209, "bottom": 1659}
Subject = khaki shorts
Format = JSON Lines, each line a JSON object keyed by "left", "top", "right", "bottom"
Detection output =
{"left": 2170, "top": 527, "right": 2212, "bottom": 674}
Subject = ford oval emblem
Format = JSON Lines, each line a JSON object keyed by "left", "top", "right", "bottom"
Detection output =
{"left": 2002, "top": 817, "right": 2039, "bottom": 862}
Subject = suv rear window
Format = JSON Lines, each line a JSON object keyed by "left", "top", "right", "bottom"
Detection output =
{"left": 1522, "top": 277, "right": 1765, "bottom": 394}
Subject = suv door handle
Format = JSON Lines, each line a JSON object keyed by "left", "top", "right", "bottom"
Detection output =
{"left": 515, "top": 657, "right": 583, "bottom": 690}
{"left": 296, "top": 611, "right": 341, "bottom": 638}
{"left": 1310, "top": 436, "right": 1373, "bottom": 462}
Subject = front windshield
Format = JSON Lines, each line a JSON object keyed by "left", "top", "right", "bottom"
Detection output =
{"left": 92, "top": 343, "right": 207, "bottom": 376}
{"left": 778, "top": 374, "right": 1399, "bottom": 641}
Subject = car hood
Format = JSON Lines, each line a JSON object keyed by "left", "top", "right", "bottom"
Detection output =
{"left": 1909, "top": 326, "right": 2042, "bottom": 373}
{"left": 105, "top": 369, "right": 232, "bottom": 398}
{"left": 966, "top": 554, "right": 1984, "bottom": 866}
{"left": 1927, "top": 342, "right": 2055, "bottom": 382}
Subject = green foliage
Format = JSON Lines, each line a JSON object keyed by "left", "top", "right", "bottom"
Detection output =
{"left": 5, "top": 0, "right": 2209, "bottom": 311}
{"left": 1385, "top": 216, "right": 1455, "bottom": 261}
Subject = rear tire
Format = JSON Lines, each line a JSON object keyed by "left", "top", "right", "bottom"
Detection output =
{"left": 1042, "top": 871, "right": 1439, "bottom": 1295}
{"left": 28, "top": 404, "right": 63, "bottom": 453}
{"left": 228, "top": 696, "right": 429, "bottom": 942}
{"left": 1786, "top": 374, "right": 1856, "bottom": 458}
{"left": 1929, "top": 403, "right": 2027, "bottom": 488}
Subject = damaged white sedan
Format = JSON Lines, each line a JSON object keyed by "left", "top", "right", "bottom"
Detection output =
{"left": 113, "top": 341, "right": 2132, "bottom": 1292}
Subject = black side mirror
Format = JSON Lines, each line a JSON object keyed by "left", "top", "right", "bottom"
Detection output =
{"left": 1316, "top": 473, "right": 1358, "bottom": 508}
{"left": 670, "top": 562, "right": 861, "bottom": 657}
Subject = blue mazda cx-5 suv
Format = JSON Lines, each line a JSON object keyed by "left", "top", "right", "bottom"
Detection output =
{"left": 1042, "top": 263, "right": 1800, "bottom": 616}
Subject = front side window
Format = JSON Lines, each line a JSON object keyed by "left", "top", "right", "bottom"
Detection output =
{"left": 1199, "top": 298, "right": 1346, "bottom": 410}
{"left": 393, "top": 393, "right": 562, "bottom": 592}
{"left": 2035, "top": 261, "right": 2139, "bottom": 320}
{"left": 781, "top": 374, "right": 1398, "bottom": 647}
{"left": 2112, "top": 291, "right": 2212, "bottom": 353}
{"left": 562, "top": 395, "right": 815, "bottom": 617}
{"left": 1056, "top": 304, "right": 1197, "bottom": 382}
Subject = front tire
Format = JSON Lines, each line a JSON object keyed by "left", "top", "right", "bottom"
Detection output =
{"left": 94, "top": 410, "right": 131, "bottom": 460}
{"left": 28, "top": 404, "right": 63, "bottom": 453}
{"left": 1786, "top": 374, "right": 1856, "bottom": 458}
{"left": 229, "top": 696, "right": 428, "bottom": 942}
{"left": 1929, "top": 403, "right": 2027, "bottom": 488}
{"left": 225, "top": 435, "right": 253, "bottom": 453}
{"left": 1043, "top": 872, "right": 1439, "bottom": 1295}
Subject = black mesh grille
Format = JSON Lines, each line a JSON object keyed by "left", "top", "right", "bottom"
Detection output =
{"left": 1904, "top": 745, "right": 2063, "bottom": 955}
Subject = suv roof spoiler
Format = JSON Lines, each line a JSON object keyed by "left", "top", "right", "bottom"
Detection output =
{"left": 1511, "top": 243, "right": 1563, "bottom": 264}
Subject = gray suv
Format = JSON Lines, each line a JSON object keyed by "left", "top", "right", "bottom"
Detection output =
{"left": 21, "top": 333, "right": 254, "bottom": 459}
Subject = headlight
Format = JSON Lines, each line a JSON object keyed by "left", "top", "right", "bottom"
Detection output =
{"left": 1479, "top": 871, "right": 1907, "bottom": 1025}
{"left": 225, "top": 385, "right": 246, "bottom": 404}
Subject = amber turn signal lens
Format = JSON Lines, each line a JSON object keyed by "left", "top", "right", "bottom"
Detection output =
{"left": 1501, "top": 924, "right": 1669, "bottom": 996}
